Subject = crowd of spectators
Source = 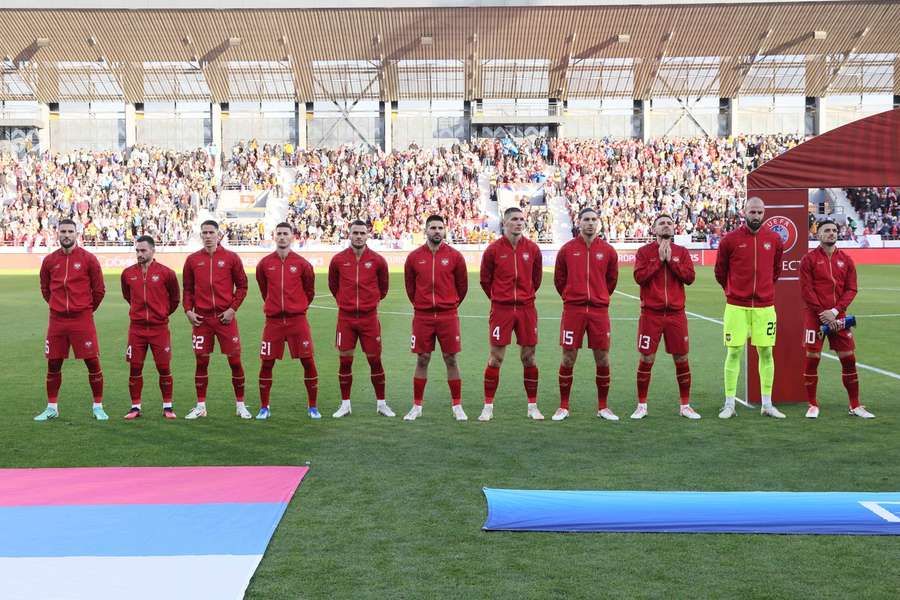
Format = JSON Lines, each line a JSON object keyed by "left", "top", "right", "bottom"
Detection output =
{"left": 283, "top": 143, "right": 489, "bottom": 245}
{"left": 550, "top": 134, "right": 804, "bottom": 242}
{"left": 221, "top": 140, "right": 290, "bottom": 195}
{"left": 0, "top": 146, "right": 215, "bottom": 248}
{"left": 11, "top": 133, "right": 900, "bottom": 249}
{"left": 846, "top": 187, "right": 899, "bottom": 239}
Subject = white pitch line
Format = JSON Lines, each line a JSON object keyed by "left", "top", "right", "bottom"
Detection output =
{"left": 856, "top": 313, "right": 900, "bottom": 318}
{"left": 613, "top": 290, "right": 900, "bottom": 381}
{"left": 613, "top": 290, "right": 724, "bottom": 325}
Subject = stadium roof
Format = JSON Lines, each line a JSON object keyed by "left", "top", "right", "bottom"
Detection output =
{"left": 1, "top": 2, "right": 897, "bottom": 103}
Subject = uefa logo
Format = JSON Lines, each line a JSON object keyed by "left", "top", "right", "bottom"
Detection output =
{"left": 764, "top": 216, "right": 799, "bottom": 252}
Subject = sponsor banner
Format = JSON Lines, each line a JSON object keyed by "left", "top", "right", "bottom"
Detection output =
{"left": 2, "top": 247, "right": 899, "bottom": 272}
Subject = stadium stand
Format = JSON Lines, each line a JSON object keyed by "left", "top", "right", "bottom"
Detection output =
{"left": 846, "top": 187, "right": 900, "bottom": 239}
{"left": 0, "top": 147, "right": 214, "bottom": 248}
{"left": 4, "top": 134, "right": 898, "bottom": 247}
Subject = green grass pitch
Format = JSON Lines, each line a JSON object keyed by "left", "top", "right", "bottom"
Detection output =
{"left": 1, "top": 265, "right": 899, "bottom": 599}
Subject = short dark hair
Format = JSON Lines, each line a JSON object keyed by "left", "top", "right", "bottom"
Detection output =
{"left": 503, "top": 206, "right": 524, "bottom": 219}
{"left": 58, "top": 218, "right": 77, "bottom": 229}
{"left": 817, "top": 219, "right": 838, "bottom": 230}
{"left": 135, "top": 235, "right": 156, "bottom": 247}
{"left": 578, "top": 207, "right": 598, "bottom": 219}
{"left": 349, "top": 219, "right": 368, "bottom": 229}
{"left": 653, "top": 213, "right": 673, "bottom": 226}
{"left": 200, "top": 219, "right": 219, "bottom": 230}
{"left": 274, "top": 222, "right": 294, "bottom": 233}
{"left": 425, "top": 214, "right": 445, "bottom": 226}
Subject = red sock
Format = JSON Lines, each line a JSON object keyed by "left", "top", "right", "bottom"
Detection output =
{"left": 258, "top": 360, "right": 274, "bottom": 408}
{"left": 128, "top": 364, "right": 143, "bottom": 406}
{"left": 675, "top": 359, "right": 691, "bottom": 406}
{"left": 195, "top": 355, "right": 210, "bottom": 402}
{"left": 85, "top": 357, "right": 103, "bottom": 404}
{"left": 804, "top": 355, "right": 820, "bottom": 406}
{"left": 367, "top": 355, "right": 386, "bottom": 401}
{"left": 157, "top": 364, "right": 173, "bottom": 405}
{"left": 558, "top": 365, "right": 573, "bottom": 410}
{"left": 413, "top": 377, "right": 427, "bottom": 406}
{"left": 448, "top": 379, "right": 462, "bottom": 406}
{"left": 301, "top": 357, "right": 318, "bottom": 408}
{"left": 228, "top": 356, "right": 245, "bottom": 403}
{"left": 338, "top": 355, "right": 353, "bottom": 400}
{"left": 636, "top": 361, "right": 652, "bottom": 403}
{"left": 46, "top": 359, "right": 63, "bottom": 404}
{"left": 483, "top": 365, "right": 500, "bottom": 404}
{"left": 595, "top": 364, "right": 610, "bottom": 410}
{"left": 524, "top": 365, "right": 539, "bottom": 404}
{"left": 839, "top": 354, "right": 860, "bottom": 409}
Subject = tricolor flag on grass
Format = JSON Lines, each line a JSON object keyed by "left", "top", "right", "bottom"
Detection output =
{"left": 0, "top": 466, "right": 307, "bottom": 600}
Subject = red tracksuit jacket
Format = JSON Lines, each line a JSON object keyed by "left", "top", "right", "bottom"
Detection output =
{"left": 554, "top": 236, "right": 618, "bottom": 308}
{"left": 404, "top": 242, "right": 468, "bottom": 312}
{"left": 714, "top": 224, "right": 784, "bottom": 308}
{"left": 328, "top": 246, "right": 389, "bottom": 313}
{"left": 120, "top": 260, "right": 180, "bottom": 326}
{"left": 479, "top": 235, "right": 542, "bottom": 305}
{"left": 256, "top": 250, "right": 316, "bottom": 318}
{"left": 40, "top": 246, "right": 105, "bottom": 317}
{"left": 633, "top": 241, "right": 695, "bottom": 312}
{"left": 182, "top": 245, "right": 248, "bottom": 315}
{"left": 799, "top": 246, "right": 857, "bottom": 315}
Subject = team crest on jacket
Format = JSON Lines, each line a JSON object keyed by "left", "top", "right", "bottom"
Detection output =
{"left": 672, "top": 256, "right": 680, "bottom": 262}
{"left": 763, "top": 216, "right": 798, "bottom": 252}
{"left": 522, "top": 252, "right": 530, "bottom": 261}
{"left": 289, "top": 265, "right": 298, "bottom": 273}
{"left": 441, "top": 258, "right": 450, "bottom": 266}
{"left": 364, "top": 261, "right": 373, "bottom": 269}
{"left": 595, "top": 252, "right": 604, "bottom": 260}
{"left": 73, "top": 262, "right": 82, "bottom": 270}
{"left": 151, "top": 274, "right": 160, "bottom": 282}
{"left": 837, "top": 260, "right": 845, "bottom": 268}
{"left": 763, "top": 242, "right": 772, "bottom": 251}
{"left": 217, "top": 260, "right": 226, "bottom": 268}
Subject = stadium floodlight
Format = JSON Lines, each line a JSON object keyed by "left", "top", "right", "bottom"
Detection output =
{"left": 228, "top": 37, "right": 242, "bottom": 47}
{"left": 813, "top": 30, "right": 827, "bottom": 40}
{"left": 617, "top": 34, "right": 631, "bottom": 44}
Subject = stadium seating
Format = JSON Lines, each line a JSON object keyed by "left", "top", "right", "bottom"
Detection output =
{"left": 13, "top": 133, "right": 898, "bottom": 247}
{"left": 845, "top": 187, "right": 899, "bottom": 239}
{"left": 0, "top": 147, "right": 215, "bottom": 248}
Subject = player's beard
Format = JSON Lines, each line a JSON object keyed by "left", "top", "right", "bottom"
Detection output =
{"left": 747, "top": 219, "right": 762, "bottom": 231}
{"left": 59, "top": 237, "right": 75, "bottom": 249}
{"left": 659, "top": 233, "right": 672, "bottom": 240}
{"left": 822, "top": 239, "right": 836, "bottom": 247}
